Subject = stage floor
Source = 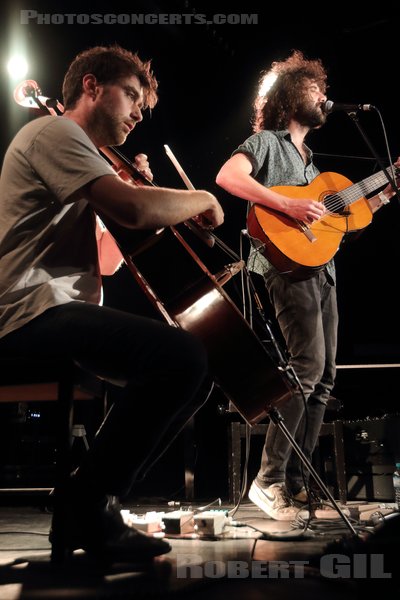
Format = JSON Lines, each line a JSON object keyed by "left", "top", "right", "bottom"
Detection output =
{"left": 0, "top": 498, "right": 398, "bottom": 598}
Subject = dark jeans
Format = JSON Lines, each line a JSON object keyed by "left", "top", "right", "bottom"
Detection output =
{"left": 0, "top": 302, "right": 210, "bottom": 498}
{"left": 256, "top": 268, "right": 338, "bottom": 493}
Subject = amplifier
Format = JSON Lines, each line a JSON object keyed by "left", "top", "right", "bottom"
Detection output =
{"left": 343, "top": 415, "right": 400, "bottom": 501}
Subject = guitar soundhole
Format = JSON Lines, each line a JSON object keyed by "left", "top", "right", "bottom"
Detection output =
{"left": 323, "top": 193, "right": 346, "bottom": 215}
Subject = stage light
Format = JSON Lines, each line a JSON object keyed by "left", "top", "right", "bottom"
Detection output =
{"left": 6, "top": 55, "right": 29, "bottom": 80}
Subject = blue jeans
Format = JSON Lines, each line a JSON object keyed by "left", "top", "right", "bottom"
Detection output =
{"left": 0, "top": 302, "right": 210, "bottom": 497}
{"left": 256, "top": 268, "right": 338, "bottom": 494}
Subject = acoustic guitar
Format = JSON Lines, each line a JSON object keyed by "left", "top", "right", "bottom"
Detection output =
{"left": 247, "top": 166, "right": 397, "bottom": 279}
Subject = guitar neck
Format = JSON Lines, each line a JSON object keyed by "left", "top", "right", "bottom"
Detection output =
{"left": 340, "top": 165, "right": 396, "bottom": 207}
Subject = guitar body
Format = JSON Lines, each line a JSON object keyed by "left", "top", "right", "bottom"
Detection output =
{"left": 247, "top": 171, "right": 373, "bottom": 278}
{"left": 119, "top": 225, "right": 294, "bottom": 425}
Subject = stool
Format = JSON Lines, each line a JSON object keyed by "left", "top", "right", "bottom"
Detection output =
{"left": 0, "top": 357, "right": 105, "bottom": 562}
{"left": 228, "top": 417, "right": 347, "bottom": 505}
{"left": 228, "top": 422, "right": 267, "bottom": 505}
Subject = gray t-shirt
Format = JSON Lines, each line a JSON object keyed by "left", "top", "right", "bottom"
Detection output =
{"left": 0, "top": 115, "right": 116, "bottom": 338}
{"left": 233, "top": 129, "right": 335, "bottom": 281}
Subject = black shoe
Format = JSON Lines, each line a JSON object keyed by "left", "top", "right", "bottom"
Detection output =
{"left": 291, "top": 487, "right": 327, "bottom": 508}
{"left": 50, "top": 495, "right": 171, "bottom": 563}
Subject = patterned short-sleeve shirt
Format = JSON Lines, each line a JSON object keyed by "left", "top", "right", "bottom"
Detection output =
{"left": 232, "top": 129, "right": 335, "bottom": 281}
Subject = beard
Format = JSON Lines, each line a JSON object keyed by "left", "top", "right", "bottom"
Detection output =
{"left": 294, "top": 100, "right": 327, "bottom": 129}
{"left": 89, "top": 102, "right": 128, "bottom": 146}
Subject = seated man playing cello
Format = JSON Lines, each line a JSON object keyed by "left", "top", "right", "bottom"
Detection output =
{"left": 0, "top": 44, "right": 223, "bottom": 563}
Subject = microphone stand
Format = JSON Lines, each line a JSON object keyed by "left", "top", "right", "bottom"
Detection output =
{"left": 346, "top": 110, "right": 400, "bottom": 201}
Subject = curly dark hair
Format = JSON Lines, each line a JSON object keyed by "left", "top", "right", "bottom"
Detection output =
{"left": 62, "top": 44, "right": 158, "bottom": 110}
{"left": 253, "top": 50, "right": 327, "bottom": 132}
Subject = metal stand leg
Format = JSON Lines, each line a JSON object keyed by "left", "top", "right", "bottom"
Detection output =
{"left": 51, "top": 369, "right": 74, "bottom": 564}
{"left": 319, "top": 421, "right": 347, "bottom": 504}
{"left": 332, "top": 420, "right": 347, "bottom": 504}
{"left": 268, "top": 407, "right": 357, "bottom": 536}
{"left": 184, "top": 417, "right": 195, "bottom": 501}
{"left": 228, "top": 422, "right": 242, "bottom": 505}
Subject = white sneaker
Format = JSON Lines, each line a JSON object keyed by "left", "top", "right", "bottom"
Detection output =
{"left": 248, "top": 481, "right": 299, "bottom": 521}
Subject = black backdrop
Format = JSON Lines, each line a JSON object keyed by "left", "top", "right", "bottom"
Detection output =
{"left": 1, "top": 1, "right": 399, "bottom": 499}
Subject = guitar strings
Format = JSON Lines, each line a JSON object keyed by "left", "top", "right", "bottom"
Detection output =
{"left": 285, "top": 165, "right": 396, "bottom": 232}
{"left": 321, "top": 167, "right": 395, "bottom": 215}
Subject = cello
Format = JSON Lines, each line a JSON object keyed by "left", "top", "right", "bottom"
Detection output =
{"left": 14, "top": 80, "right": 295, "bottom": 425}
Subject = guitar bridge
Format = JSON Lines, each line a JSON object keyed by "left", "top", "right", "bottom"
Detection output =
{"left": 302, "top": 228, "right": 317, "bottom": 242}
{"left": 297, "top": 221, "right": 317, "bottom": 242}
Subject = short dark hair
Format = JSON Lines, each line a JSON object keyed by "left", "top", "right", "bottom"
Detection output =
{"left": 62, "top": 45, "right": 158, "bottom": 110}
{"left": 253, "top": 50, "right": 327, "bottom": 132}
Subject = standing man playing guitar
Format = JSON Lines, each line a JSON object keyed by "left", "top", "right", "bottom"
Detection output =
{"left": 216, "top": 50, "right": 398, "bottom": 520}
{"left": 0, "top": 45, "right": 224, "bottom": 561}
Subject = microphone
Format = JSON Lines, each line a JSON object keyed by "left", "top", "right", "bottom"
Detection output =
{"left": 322, "top": 100, "right": 375, "bottom": 114}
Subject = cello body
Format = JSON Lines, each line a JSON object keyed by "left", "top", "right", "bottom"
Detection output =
{"left": 110, "top": 222, "right": 295, "bottom": 425}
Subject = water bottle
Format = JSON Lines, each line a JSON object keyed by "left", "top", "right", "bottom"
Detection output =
{"left": 393, "top": 463, "right": 400, "bottom": 510}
